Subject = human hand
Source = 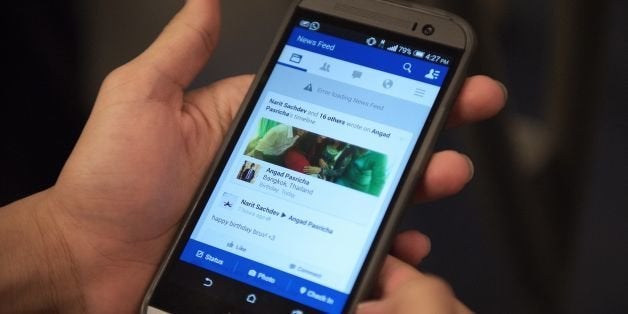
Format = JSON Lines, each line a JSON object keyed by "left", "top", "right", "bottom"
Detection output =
{"left": 319, "top": 158, "right": 329, "bottom": 169}
{"left": 356, "top": 230, "right": 472, "bottom": 313}
{"left": 1, "top": 0, "right": 248, "bottom": 312}
{"left": 304, "top": 165, "right": 322, "bottom": 175}
{"left": 358, "top": 257, "right": 472, "bottom": 314}
{"left": 0, "top": 0, "right": 505, "bottom": 312}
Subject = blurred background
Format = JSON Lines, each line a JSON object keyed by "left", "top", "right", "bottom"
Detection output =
{"left": 2, "top": 0, "right": 626, "bottom": 312}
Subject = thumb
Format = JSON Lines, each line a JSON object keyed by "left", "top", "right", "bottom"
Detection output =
{"left": 134, "top": 0, "right": 221, "bottom": 88}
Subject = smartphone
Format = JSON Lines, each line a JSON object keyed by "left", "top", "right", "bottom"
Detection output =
{"left": 143, "top": 0, "right": 474, "bottom": 313}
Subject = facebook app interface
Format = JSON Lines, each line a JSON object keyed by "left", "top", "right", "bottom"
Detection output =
{"left": 181, "top": 18, "right": 450, "bottom": 313}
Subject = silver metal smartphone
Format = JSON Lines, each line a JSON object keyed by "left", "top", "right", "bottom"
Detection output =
{"left": 142, "top": 0, "right": 474, "bottom": 313}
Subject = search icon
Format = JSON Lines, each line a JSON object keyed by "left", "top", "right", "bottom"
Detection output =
{"left": 402, "top": 62, "right": 412, "bottom": 73}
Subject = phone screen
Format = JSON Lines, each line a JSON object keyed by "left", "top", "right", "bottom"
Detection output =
{"left": 149, "top": 7, "right": 461, "bottom": 314}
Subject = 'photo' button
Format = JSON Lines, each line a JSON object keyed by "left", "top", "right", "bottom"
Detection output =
{"left": 234, "top": 259, "right": 290, "bottom": 290}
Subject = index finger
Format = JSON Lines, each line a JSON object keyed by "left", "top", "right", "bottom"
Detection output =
{"left": 376, "top": 255, "right": 424, "bottom": 295}
{"left": 447, "top": 75, "right": 507, "bottom": 127}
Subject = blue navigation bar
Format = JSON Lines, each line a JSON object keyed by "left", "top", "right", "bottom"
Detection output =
{"left": 286, "top": 27, "right": 449, "bottom": 86}
{"left": 181, "top": 240, "right": 348, "bottom": 313}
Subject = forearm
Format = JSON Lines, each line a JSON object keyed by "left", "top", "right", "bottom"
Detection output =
{"left": 0, "top": 191, "right": 84, "bottom": 313}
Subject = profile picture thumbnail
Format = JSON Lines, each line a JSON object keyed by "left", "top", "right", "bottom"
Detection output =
{"left": 236, "top": 160, "right": 260, "bottom": 183}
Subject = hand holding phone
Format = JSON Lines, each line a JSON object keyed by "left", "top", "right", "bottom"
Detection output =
{"left": 0, "top": 0, "right": 510, "bottom": 312}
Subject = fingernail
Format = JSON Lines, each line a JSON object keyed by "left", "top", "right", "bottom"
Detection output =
{"left": 495, "top": 79, "right": 509, "bottom": 104}
{"left": 463, "top": 154, "right": 474, "bottom": 182}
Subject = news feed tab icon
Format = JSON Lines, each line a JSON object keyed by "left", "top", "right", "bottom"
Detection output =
{"left": 425, "top": 69, "right": 441, "bottom": 80}
{"left": 289, "top": 53, "right": 302, "bottom": 64}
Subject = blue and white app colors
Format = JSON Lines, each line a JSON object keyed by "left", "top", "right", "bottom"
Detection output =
{"left": 186, "top": 26, "right": 447, "bottom": 312}
{"left": 145, "top": 2, "right": 472, "bottom": 313}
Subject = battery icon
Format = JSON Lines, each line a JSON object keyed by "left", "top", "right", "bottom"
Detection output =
{"left": 413, "top": 50, "right": 426, "bottom": 58}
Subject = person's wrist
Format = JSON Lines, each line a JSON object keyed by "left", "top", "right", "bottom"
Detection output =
{"left": 0, "top": 190, "right": 85, "bottom": 312}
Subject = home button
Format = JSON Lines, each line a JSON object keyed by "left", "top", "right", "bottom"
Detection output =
{"left": 246, "top": 293, "right": 257, "bottom": 304}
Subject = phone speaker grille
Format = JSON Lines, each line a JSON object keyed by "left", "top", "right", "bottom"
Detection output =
{"left": 333, "top": 3, "right": 412, "bottom": 29}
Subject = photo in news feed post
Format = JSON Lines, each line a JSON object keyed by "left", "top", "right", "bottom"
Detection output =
{"left": 244, "top": 117, "right": 388, "bottom": 196}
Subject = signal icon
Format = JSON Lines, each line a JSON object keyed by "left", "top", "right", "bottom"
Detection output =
{"left": 387, "top": 44, "right": 399, "bottom": 52}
